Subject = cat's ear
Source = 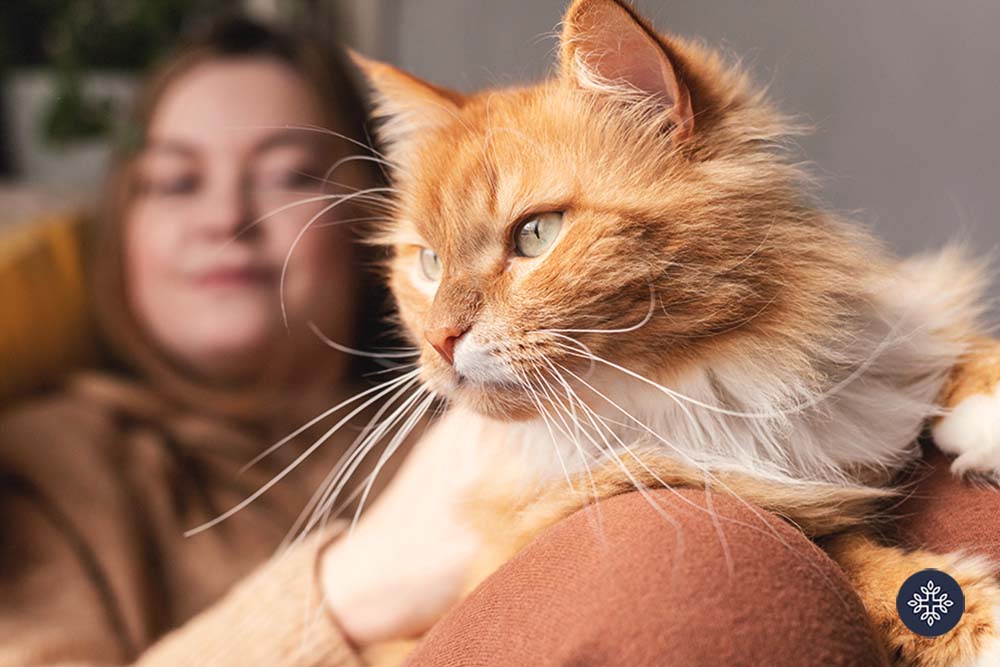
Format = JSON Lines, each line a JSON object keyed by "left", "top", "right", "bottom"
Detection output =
{"left": 559, "top": 0, "right": 694, "bottom": 141}
{"left": 349, "top": 51, "right": 465, "bottom": 164}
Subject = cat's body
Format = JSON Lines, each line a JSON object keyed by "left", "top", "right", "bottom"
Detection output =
{"left": 349, "top": 1, "right": 1000, "bottom": 664}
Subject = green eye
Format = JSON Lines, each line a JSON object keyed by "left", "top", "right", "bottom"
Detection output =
{"left": 514, "top": 212, "right": 563, "bottom": 258}
{"left": 419, "top": 247, "right": 442, "bottom": 281}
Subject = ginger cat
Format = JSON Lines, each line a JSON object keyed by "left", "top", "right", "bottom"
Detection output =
{"left": 349, "top": 1, "right": 1000, "bottom": 664}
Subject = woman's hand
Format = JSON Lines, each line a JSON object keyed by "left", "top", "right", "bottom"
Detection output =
{"left": 321, "top": 409, "right": 496, "bottom": 646}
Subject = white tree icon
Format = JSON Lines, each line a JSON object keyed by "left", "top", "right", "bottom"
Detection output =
{"left": 907, "top": 580, "right": 955, "bottom": 626}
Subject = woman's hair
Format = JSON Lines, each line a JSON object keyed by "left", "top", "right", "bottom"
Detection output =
{"left": 90, "top": 15, "right": 391, "bottom": 427}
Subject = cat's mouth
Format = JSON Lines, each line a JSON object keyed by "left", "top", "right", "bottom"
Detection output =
{"left": 430, "top": 334, "right": 541, "bottom": 419}
{"left": 451, "top": 335, "right": 521, "bottom": 388}
{"left": 452, "top": 373, "right": 518, "bottom": 390}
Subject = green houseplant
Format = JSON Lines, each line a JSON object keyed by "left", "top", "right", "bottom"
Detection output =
{"left": 1, "top": 1, "right": 228, "bottom": 147}
{"left": 0, "top": 1, "right": 237, "bottom": 189}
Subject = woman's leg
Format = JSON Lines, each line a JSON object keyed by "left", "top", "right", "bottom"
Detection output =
{"left": 406, "top": 487, "right": 887, "bottom": 667}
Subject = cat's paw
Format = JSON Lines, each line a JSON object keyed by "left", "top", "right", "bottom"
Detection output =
{"left": 971, "top": 622, "right": 1000, "bottom": 667}
{"left": 912, "top": 556, "right": 1000, "bottom": 667}
{"left": 933, "top": 382, "right": 1000, "bottom": 483}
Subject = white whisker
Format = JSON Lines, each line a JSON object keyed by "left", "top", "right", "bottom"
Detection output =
{"left": 304, "top": 383, "right": 431, "bottom": 538}
{"left": 282, "top": 373, "right": 422, "bottom": 547}
{"left": 530, "top": 367, "right": 604, "bottom": 532}
{"left": 350, "top": 391, "right": 438, "bottom": 532}
{"left": 279, "top": 187, "right": 398, "bottom": 328}
{"left": 240, "top": 368, "right": 420, "bottom": 473}
{"left": 552, "top": 360, "right": 848, "bottom": 588}
{"left": 512, "top": 367, "right": 576, "bottom": 493}
{"left": 532, "top": 284, "right": 656, "bottom": 335}
{"left": 308, "top": 321, "right": 419, "bottom": 359}
{"left": 186, "top": 370, "right": 418, "bottom": 537}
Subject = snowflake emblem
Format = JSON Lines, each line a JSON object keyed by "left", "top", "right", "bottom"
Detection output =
{"left": 906, "top": 580, "right": 955, "bottom": 626}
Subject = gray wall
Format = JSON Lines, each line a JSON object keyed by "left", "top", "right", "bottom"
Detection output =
{"left": 373, "top": 0, "right": 1000, "bottom": 314}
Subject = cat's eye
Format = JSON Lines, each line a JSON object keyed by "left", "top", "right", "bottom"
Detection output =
{"left": 419, "top": 247, "right": 442, "bottom": 281}
{"left": 514, "top": 212, "right": 563, "bottom": 258}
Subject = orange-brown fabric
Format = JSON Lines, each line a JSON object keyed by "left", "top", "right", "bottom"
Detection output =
{"left": 406, "top": 487, "right": 889, "bottom": 667}
{"left": 893, "top": 444, "right": 1000, "bottom": 563}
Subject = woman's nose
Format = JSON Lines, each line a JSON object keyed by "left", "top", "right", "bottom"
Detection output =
{"left": 195, "top": 179, "right": 254, "bottom": 240}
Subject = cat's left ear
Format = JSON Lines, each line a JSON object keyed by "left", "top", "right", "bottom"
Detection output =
{"left": 349, "top": 51, "right": 466, "bottom": 165}
{"left": 559, "top": 0, "right": 694, "bottom": 141}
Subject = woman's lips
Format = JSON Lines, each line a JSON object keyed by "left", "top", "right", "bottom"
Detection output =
{"left": 191, "top": 266, "right": 276, "bottom": 288}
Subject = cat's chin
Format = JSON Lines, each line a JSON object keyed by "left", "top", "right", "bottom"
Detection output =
{"left": 422, "top": 366, "right": 539, "bottom": 421}
{"left": 448, "top": 383, "right": 540, "bottom": 422}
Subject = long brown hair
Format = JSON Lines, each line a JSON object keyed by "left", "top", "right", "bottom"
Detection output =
{"left": 90, "top": 16, "right": 390, "bottom": 428}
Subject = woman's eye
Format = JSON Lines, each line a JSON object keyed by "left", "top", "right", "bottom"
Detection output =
{"left": 142, "top": 175, "right": 199, "bottom": 197}
{"left": 514, "top": 212, "right": 563, "bottom": 258}
{"left": 419, "top": 247, "right": 442, "bottom": 281}
{"left": 260, "top": 168, "right": 319, "bottom": 190}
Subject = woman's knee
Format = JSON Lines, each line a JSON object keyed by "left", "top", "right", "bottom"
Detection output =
{"left": 407, "top": 488, "right": 887, "bottom": 667}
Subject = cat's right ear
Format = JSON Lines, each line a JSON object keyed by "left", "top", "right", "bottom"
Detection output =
{"left": 349, "top": 51, "right": 465, "bottom": 166}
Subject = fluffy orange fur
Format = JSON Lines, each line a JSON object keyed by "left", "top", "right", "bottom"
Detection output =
{"left": 351, "top": 1, "right": 1000, "bottom": 665}
{"left": 366, "top": 33, "right": 892, "bottom": 425}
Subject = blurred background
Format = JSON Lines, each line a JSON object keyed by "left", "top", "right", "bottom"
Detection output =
{"left": 1, "top": 0, "right": 997, "bottom": 302}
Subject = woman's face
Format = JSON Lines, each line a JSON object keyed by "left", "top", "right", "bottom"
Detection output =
{"left": 126, "top": 57, "right": 359, "bottom": 381}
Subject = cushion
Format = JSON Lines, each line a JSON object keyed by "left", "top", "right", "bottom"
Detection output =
{"left": 0, "top": 215, "right": 96, "bottom": 405}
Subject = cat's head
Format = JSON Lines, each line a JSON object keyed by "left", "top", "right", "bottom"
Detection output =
{"left": 353, "top": 0, "right": 875, "bottom": 420}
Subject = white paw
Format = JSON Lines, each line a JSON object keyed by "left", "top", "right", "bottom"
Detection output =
{"left": 969, "top": 605, "right": 1000, "bottom": 667}
{"left": 933, "top": 382, "right": 1000, "bottom": 481}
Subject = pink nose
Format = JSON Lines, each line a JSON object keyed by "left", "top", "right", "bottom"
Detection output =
{"left": 424, "top": 325, "right": 468, "bottom": 365}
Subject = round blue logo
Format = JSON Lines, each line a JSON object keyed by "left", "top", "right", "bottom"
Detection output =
{"left": 896, "top": 569, "right": 965, "bottom": 637}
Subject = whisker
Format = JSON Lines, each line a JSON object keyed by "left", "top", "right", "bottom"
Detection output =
{"left": 186, "top": 370, "right": 418, "bottom": 537}
{"left": 308, "top": 321, "right": 419, "bottom": 359}
{"left": 546, "top": 366, "right": 686, "bottom": 567}
{"left": 350, "top": 391, "right": 438, "bottom": 532}
{"left": 322, "top": 153, "right": 403, "bottom": 186}
{"left": 512, "top": 367, "right": 576, "bottom": 493}
{"left": 279, "top": 187, "right": 398, "bottom": 328}
{"left": 552, "top": 360, "right": 849, "bottom": 590}
{"left": 549, "top": 364, "right": 736, "bottom": 573}
{"left": 313, "top": 216, "right": 390, "bottom": 229}
{"left": 549, "top": 300, "right": 913, "bottom": 421}
{"left": 530, "top": 367, "right": 604, "bottom": 528}
{"left": 234, "top": 123, "right": 393, "bottom": 162}
{"left": 282, "top": 374, "right": 422, "bottom": 547}
{"left": 240, "top": 368, "right": 420, "bottom": 473}
{"left": 303, "top": 382, "right": 431, "bottom": 538}
{"left": 222, "top": 193, "right": 344, "bottom": 250}
{"left": 532, "top": 284, "right": 656, "bottom": 335}
{"left": 364, "top": 362, "right": 419, "bottom": 378}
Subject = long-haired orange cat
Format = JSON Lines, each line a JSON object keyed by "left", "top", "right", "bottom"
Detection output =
{"left": 349, "top": 1, "right": 1000, "bottom": 664}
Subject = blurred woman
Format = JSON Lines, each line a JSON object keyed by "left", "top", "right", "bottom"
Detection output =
{"left": 0, "top": 17, "right": 397, "bottom": 666}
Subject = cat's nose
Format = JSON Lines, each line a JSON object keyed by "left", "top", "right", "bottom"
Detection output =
{"left": 425, "top": 325, "right": 468, "bottom": 365}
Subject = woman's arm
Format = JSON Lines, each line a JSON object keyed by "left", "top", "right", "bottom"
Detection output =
{"left": 0, "top": 482, "right": 362, "bottom": 667}
{"left": 137, "top": 529, "right": 361, "bottom": 667}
